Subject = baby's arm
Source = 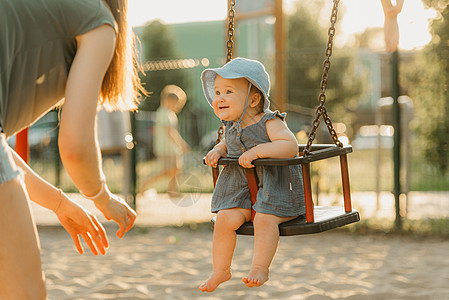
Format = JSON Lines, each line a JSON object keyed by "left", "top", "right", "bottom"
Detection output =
{"left": 239, "top": 117, "right": 298, "bottom": 168}
{"left": 205, "top": 138, "right": 227, "bottom": 168}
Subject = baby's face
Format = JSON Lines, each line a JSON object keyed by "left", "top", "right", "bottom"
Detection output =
{"left": 212, "top": 75, "right": 250, "bottom": 122}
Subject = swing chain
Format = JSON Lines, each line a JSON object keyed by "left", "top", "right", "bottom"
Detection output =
{"left": 215, "top": 0, "right": 236, "bottom": 145}
{"left": 215, "top": 125, "right": 224, "bottom": 145}
{"left": 303, "top": 0, "right": 342, "bottom": 156}
{"left": 226, "top": 0, "right": 236, "bottom": 63}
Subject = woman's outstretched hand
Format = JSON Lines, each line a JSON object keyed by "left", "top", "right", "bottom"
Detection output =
{"left": 55, "top": 193, "right": 109, "bottom": 255}
{"left": 93, "top": 190, "right": 137, "bottom": 239}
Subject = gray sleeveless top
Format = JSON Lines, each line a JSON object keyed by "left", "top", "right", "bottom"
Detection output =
{"left": 0, "top": 0, "right": 116, "bottom": 137}
{"left": 211, "top": 111, "right": 306, "bottom": 217}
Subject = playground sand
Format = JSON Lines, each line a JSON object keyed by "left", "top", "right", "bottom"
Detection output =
{"left": 39, "top": 224, "right": 449, "bottom": 300}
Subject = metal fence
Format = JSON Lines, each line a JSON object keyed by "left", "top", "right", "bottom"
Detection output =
{"left": 19, "top": 108, "right": 448, "bottom": 191}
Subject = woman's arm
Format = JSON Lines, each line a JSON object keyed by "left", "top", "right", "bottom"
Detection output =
{"left": 239, "top": 117, "right": 298, "bottom": 168}
{"left": 59, "top": 25, "right": 114, "bottom": 195}
{"left": 10, "top": 148, "right": 108, "bottom": 255}
{"left": 59, "top": 24, "right": 135, "bottom": 237}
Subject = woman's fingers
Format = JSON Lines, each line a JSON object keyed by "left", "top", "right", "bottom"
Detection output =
{"left": 117, "top": 206, "right": 136, "bottom": 238}
{"left": 90, "top": 214, "right": 109, "bottom": 249}
{"left": 69, "top": 214, "right": 107, "bottom": 255}
{"left": 90, "top": 234, "right": 106, "bottom": 255}
{"left": 84, "top": 216, "right": 107, "bottom": 255}
{"left": 127, "top": 206, "right": 137, "bottom": 230}
{"left": 70, "top": 225, "right": 106, "bottom": 256}
{"left": 126, "top": 210, "right": 136, "bottom": 231}
{"left": 115, "top": 209, "right": 127, "bottom": 238}
{"left": 96, "top": 195, "right": 136, "bottom": 238}
{"left": 71, "top": 234, "right": 84, "bottom": 254}
{"left": 116, "top": 221, "right": 126, "bottom": 239}
{"left": 57, "top": 198, "right": 112, "bottom": 255}
{"left": 81, "top": 232, "right": 99, "bottom": 256}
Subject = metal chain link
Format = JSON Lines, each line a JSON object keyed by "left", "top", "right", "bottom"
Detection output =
{"left": 215, "top": 125, "right": 224, "bottom": 145}
{"left": 303, "top": 0, "right": 343, "bottom": 156}
{"left": 216, "top": 0, "right": 236, "bottom": 144}
{"left": 226, "top": 0, "right": 236, "bottom": 64}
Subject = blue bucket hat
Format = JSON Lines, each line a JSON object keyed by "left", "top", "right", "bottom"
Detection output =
{"left": 201, "top": 57, "right": 271, "bottom": 111}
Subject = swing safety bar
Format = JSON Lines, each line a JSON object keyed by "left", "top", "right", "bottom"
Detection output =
{"left": 208, "top": 144, "right": 360, "bottom": 236}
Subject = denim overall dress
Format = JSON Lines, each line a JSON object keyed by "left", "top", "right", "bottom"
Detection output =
{"left": 211, "top": 111, "right": 306, "bottom": 218}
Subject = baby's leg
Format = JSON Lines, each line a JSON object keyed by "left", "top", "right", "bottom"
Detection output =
{"left": 199, "top": 208, "right": 251, "bottom": 292}
{"left": 243, "top": 213, "right": 296, "bottom": 288}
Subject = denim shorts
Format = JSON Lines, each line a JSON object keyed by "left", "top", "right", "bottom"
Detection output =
{"left": 0, "top": 132, "right": 21, "bottom": 184}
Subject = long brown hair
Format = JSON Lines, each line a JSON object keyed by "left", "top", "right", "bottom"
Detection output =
{"left": 101, "top": 0, "right": 145, "bottom": 111}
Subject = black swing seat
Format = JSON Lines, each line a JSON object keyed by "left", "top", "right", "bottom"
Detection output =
{"left": 207, "top": 144, "right": 360, "bottom": 236}
{"left": 212, "top": 207, "right": 360, "bottom": 236}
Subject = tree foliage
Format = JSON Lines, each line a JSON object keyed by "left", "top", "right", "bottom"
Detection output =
{"left": 139, "top": 20, "right": 189, "bottom": 111}
{"left": 404, "top": 2, "right": 449, "bottom": 173}
{"left": 286, "top": 0, "right": 365, "bottom": 119}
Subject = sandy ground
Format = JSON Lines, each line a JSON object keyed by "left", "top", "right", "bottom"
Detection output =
{"left": 33, "top": 190, "right": 449, "bottom": 299}
{"left": 39, "top": 223, "right": 449, "bottom": 300}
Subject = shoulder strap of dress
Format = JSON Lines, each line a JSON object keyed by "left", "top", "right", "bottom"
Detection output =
{"left": 262, "top": 110, "right": 286, "bottom": 123}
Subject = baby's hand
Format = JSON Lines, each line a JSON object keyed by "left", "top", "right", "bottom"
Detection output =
{"left": 205, "top": 147, "right": 226, "bottom": 168}
{"left": 239, "top": 150, "right": 259, "bottom": 168}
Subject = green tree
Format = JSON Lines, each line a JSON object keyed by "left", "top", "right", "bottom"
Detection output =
{"left": 405, "top": 2, "right": 449, "bottom": 173}
{"left": 286, "top": 0, "right": 364, "bottom": 119}
{"left": 139, "top": 20, "right": 189, "bottom": 111}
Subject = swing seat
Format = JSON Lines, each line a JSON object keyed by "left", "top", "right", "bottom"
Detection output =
{"left": 212, "top": 207, "right": 359, "bottom": 236}
{"left": 207, "top": 144, "right": 360, "bottom": 236}
{"left": 237, "top": 207, "right": 359, "bottom": 236}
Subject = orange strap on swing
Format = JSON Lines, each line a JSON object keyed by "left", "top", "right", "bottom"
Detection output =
{"left": 15, "top": 128, "right": 29, "bottom": 164}
{"left": 245, "top": 168, "right": 258, "bottom": 221}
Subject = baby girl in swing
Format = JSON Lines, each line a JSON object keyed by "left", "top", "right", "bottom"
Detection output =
{"left": 199, "top": 57, "right": 306, "bottom": 292}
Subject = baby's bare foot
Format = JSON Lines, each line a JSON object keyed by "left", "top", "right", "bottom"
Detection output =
{"left": 242, "top": 266, "right": 269, "bottom": 288}
{"left": 199, "top": 269, "right": 231, "bottom": 292}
